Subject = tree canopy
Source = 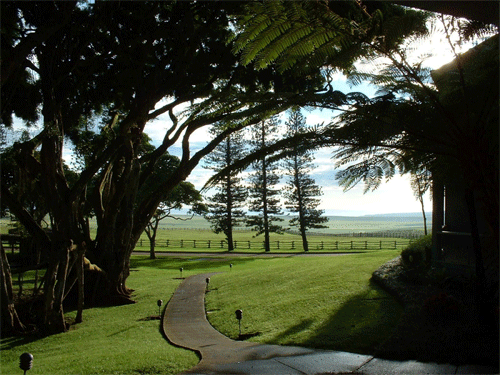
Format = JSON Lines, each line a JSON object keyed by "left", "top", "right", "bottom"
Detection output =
{"left": 1, "top": 1, "right": 328, "bottom": 334}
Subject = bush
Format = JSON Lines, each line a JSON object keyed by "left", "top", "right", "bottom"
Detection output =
{"left": 401, "top": 235, "right": 432, "bottom": 269}
{"left": 422, "top": 292, "right": 463, "bottom": 320}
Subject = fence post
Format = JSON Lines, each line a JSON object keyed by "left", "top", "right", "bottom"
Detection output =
{"left": 321, "top": 241, "right": 324, "bottom": 250}
{"left": 235, "top": 241, "right": 237, "bottom": 249}
{"left": 167, "top": 239, "right": 169, "bottom": 247}
{"left": 180, "top": 240, "right": 183, "bottom": 248}
{"left": 351, "top": 241, "right": 353, "bottom": 250}
{"left": 291, "top": 241, "right": 295, "bottom": 250}
{"left": 193, "top": 240, "right": 196, "bottom": 248}
{"left": 365, "top": 241, "right": 367, "bottom": 250}
{"left": 335, "top": 241, "right": 338, "bottom": 250}
{"left": 248, "top": 241, "right": 250, "bottom": 249}
{"left": 221, "top": 240, "right": 224, "bottom": 248}
{"left": 394, "top": 241, "right": 397, "bottom": 249}
{"left": 140, "top": 239, "right": 142, "bottom": 247}
{"left": 277, "top": 241, "right": 280, "bottom": 250}
{"left": 208, "top": 240, "right": 211, "bottom": 249}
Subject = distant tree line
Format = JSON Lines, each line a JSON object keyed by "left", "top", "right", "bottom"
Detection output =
{"left": 203, "top": 109, "right": 328, "bottom": 252}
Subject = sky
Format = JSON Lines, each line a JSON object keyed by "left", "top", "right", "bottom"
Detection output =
{"left": 142, "top": 37, "right": 463, "bottom": 217}
{"left": 5, "top": 13, "right": 482, "bottom": 217}
{"left": 140, "top": 18, "right": 482, "bottom": 217}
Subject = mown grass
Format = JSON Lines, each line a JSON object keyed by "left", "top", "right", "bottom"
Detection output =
{"left": 205, "top": 251, "right": 404, "bottom": 355}
{"left": 0, "top": 256, "right": 244, "bottom": 375}
{"left": 2, "top": 252, "right": 402, "bottom": 374}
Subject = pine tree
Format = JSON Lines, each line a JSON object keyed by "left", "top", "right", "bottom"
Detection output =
{"left": 283, "top": 109, "right": 328, "bottom": 251}
{"left": 204, "top": 128, "right": 248, "bottom": 251}
{"left": 246, "top": 116, "right": 284, "bottom": 252}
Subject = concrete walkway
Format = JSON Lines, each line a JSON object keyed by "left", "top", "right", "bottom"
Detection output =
{"left": 163, "top": 273, "right": 497, "bottom": 375}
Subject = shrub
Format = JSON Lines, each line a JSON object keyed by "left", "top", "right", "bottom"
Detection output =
{"left": 401, "top": 235, "right": 432, "bottom": 269}
{"left": 422, "top": 292, "right": 463, "bottom": 320}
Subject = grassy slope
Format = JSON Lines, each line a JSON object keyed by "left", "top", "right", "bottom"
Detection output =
{"left": 205, "top": 251, "right": 403, "bottom": 355}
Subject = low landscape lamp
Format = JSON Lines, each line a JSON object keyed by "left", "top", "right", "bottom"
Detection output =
{"left": 205, "top": 277, "right": 210, "bottom": 291}
{"left": 179, "top": 267, "right": 183, "bottom": 278}
{"left": 157, "top": 299, "right": 163, "bottom": 316}
{"left": 230, "top": 263, "right": 233, "bottom": 270}
{"left": 19, "top": 353, "right": 33, "bottom": 375}
{"left": 235, "top": 309, "right": 243, "bottom": 336}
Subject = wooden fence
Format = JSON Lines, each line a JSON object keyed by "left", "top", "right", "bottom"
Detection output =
{"left": 1, "top": 234, "right": 21, "bottom": 254}
{"left": 138, "top": 239, "right": 411, "bottom": 251}
{"left": 158, "top": 228, "right": 425, "bottom": 239}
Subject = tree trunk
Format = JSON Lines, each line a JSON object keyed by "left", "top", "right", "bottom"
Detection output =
{"left": 0, "top": 245, "right": 26, "bottom": 335}
{"left": 419, "top": 196, "right": 428, "bottom": 235}
{"left": 92, "top": 146, "right": 140, "bottom": 304}
{"left": 149, "top": 238, "right": 156, "bottom": 260}
{"left": 42, "top": 239, "right": 72, "bottom": 334}
{"left": 226, "top": 228, "right": 235, "bottom": 251}
{"left": 300, "top": 225, "right": 308, "bottom": 252}
{"left": 225, "top": 160, "right": 235, "bottom": 252}
{"left": 145, "top": 220, "right": 159, "bottom": 260}
{"left": 75, "top": 242, "right": 85, "bottom": 323}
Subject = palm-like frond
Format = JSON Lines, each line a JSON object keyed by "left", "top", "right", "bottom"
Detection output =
{"left": 335, "top": 155, "right": 397, "bottom": 193}
{"left": 458, "top": 20, "right": 498, "bottom": 42}
{"left": 234, "top": 1, "right": 360, "bottom": 72}
{"left": 233, "top": 0, "right": 430, "bottom": 74}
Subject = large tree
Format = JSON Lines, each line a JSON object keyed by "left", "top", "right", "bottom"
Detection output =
{"left": 283, "top": 109, "right": 328, "bottom": 251}
{"left": 203, "top": 128, "right": 248, "bottom": 251}
{"left": 1, "top": 1, "right": 327, "bottom": 334}
{"left": 246, "top": 117, "right": 284, "bottom": 252}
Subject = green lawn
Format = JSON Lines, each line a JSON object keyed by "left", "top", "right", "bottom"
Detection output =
{"left": 1, "top": 252, "right": 402, "bottom": 374}
{"left": 205, "top": 251, "right": 403, "bottom": 354}
{"left": 0, "top": 257, "right": 232, "bottom": 375}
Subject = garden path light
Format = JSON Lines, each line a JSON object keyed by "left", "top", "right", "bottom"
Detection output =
{"left": 235, "top": 309, "right": 243, "bottom": 336}
{"left": 157, "top": 299, "right": 163, "bottom": 316}
{"left": 19, "top": 353, "right": 33, "bottom": 375}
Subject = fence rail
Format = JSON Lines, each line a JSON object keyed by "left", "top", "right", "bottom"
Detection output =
{"left": 156, "top": 228, "right": 425, "bottom": 239}
{"left": 1, "top": 234, "right": 21, "bottom": 254}
{"left": 138, "top": 239, "right": 411, "bottom": 251}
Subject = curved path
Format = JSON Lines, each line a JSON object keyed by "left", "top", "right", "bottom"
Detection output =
{"left": 163, "top": 273, "right": 497, "bottom": 375}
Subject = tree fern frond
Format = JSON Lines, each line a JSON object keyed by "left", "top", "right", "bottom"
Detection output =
{"left": 458, "top": 20, "right": 498, "bottom": 42}
{"left": 257, "top": 23, "right": 315, "bottom": 70}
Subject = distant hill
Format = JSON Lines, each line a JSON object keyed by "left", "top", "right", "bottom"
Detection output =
{"left": 360, "top": 212, "right": 431, "bottom": 218}
{"left": 147, "top": 213, "right": 430, "bottom": 235}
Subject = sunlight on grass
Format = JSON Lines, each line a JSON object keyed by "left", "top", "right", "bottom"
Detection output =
{"left": 1, "top": 253, "right": 402, "bottom": 373}
{"left": 205, "top": 251, "right": 403, "bottom": 354}
{"left": 1, "top": 257, "right": 230, "bottom": 375}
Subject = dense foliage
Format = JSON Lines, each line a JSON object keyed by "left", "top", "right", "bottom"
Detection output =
{"left": 1, "top": 1, "right": 327, "bottom": 334}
